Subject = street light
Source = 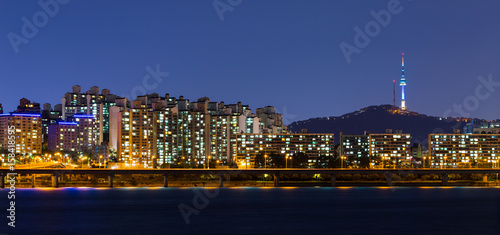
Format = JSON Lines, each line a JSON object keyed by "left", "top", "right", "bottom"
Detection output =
{"left": 79, "top": 155, "right": 84, "bottom": 168}
{"left": 285, "top": 154, "right": 289, "bottom": 169}
{"left": 264, "top": 155, "right": 268, "bottom": 169}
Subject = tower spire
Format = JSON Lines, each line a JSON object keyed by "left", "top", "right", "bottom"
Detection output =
{"left": 400, "top": 53, "right": 407, "bottom": 110}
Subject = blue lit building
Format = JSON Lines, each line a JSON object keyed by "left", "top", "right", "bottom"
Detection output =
{"left": 48, "top": 114, "right": 98, "bottom": 153}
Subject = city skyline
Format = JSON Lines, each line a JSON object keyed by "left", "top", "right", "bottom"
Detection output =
{"left": 2, "top": 1, "right": 500, "bottom": 234}
{"left": 1, "top": 84, "right": 499, "bottom": 170}
{"left": 1, "top": 1, "right": 500, "bottom": 123}
{"left": 1, "top": 78, "right": 499, "bottom": 124}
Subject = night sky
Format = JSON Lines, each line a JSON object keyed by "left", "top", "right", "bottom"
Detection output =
{"left": 1, "top": 0, "right": 499, "bottom": 123}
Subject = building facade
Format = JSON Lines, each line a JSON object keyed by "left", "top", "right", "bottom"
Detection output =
{"left": 48, "top": 114, "right": 98, "bottom": 153}
{"left": 429, "top": 134, "right": 500, "bottom": 168}
{"left": 369, "top": 131, "right": 412, "bottom": 168}
{"left": 0, "top": 113, "right": 42, "bottom": 156}
{"left": 340, "top": 131, "right": 370, "bottom": 167}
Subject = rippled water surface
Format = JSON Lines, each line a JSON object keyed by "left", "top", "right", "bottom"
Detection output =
{"left": 1, "top": 187, "right": 499, "bottom": 234}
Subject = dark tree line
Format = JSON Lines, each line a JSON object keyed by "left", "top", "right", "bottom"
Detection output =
{"left": 254, "top": 152, "right": 334, "bottom": 168}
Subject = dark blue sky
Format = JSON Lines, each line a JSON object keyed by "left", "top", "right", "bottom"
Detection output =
{"left": 1, "top": 0, "right": 499, "bottom": 123}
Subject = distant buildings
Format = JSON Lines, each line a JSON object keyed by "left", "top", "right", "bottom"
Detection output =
{"left": 411, "top": 143, "right": 424, "bottom": 167}
{"left": 429, "top": 134, "right": 500, "bottom": 168}
{"left": 0, "top": 113, "right": 42, "bottom": 156}
{"left": 257, "top": 106, "right": 287, "bottom": 133}
{"left": 463, "top": 120, "right": 500, "bottom": 134}
{"left": 16, "top": 98, "right": 41, "bottom": 113}
{"left": 41, "top": 103, "right": 62, "bottom": 146}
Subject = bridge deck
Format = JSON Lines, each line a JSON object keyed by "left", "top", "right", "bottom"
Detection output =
{"left": 2, "top": 168, "right": 500, "bottom": 175}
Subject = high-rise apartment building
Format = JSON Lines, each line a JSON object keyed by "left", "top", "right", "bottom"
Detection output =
{"left": 109, "top": 94, "right": 283, "bottom": 168}
{"left": 48, "top": 114, "right": 98, "bottom": 153}
{"left": 0, "top": 113, "right": 42, "bottom": 155}
{"left": 61, "top": 85, "right": 119, "bottom": 144}
{"left": 119, "top": 106, "right": 157, "bottom": 167}
{"left": 208, "top": 115, "right": 240, "bottom": 165}
{"left": 109, "top": 97, "right": 180, "bottom": 168}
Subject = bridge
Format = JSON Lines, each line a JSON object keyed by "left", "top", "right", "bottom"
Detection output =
{"left": 1, "top": 168, "right": 500, "bottom": 188}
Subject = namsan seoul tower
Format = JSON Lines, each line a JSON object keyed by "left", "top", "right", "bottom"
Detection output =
{"left": 400, "top": 53, "right": 407, "bottom": 110}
